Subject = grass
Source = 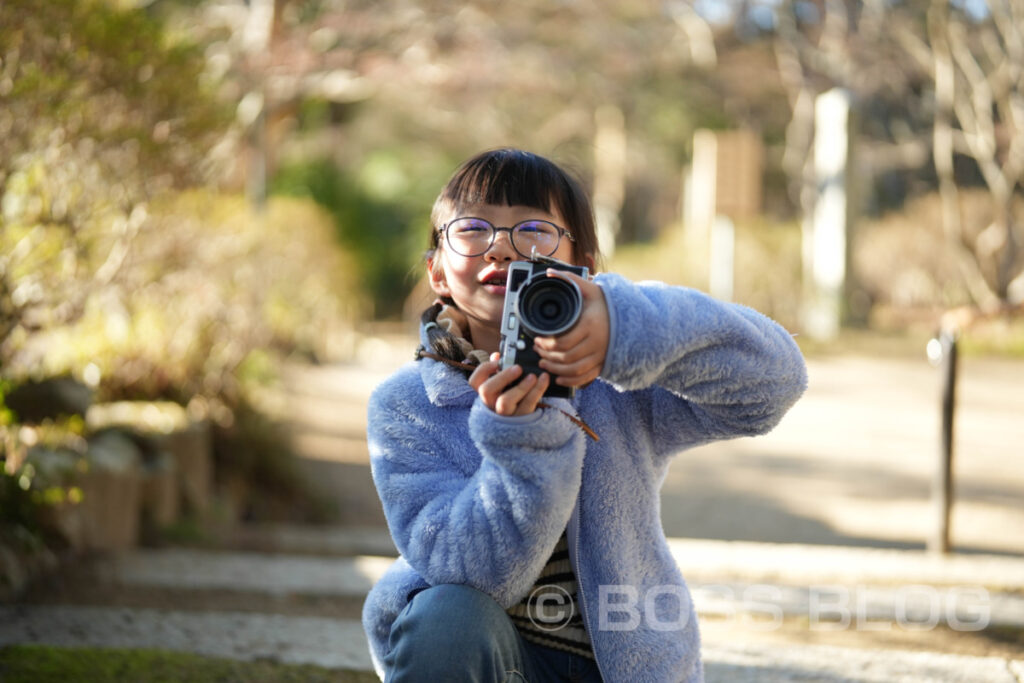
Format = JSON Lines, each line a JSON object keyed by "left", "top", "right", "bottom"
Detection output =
{"left": 956, "top": 315, "right": 1024, "bottom": 358}
{"left": 0, "top": 645, "right": 379, "bottom": 683}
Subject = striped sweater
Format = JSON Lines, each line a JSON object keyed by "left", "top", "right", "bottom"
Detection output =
{"left": 506, "top": 532, "right": 593, "bottom": 658}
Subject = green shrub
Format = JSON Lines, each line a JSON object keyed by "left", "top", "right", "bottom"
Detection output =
{"left": 0, "top": 385, "right": 85, "bottom": 553}
{"left": 271, "top": 158, "right": 424, "bottom": 318}
{"left": 12, "top": 192, "right": 359, "bottom": 405}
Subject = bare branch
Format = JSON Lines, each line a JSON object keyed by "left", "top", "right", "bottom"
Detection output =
{"left": 895, "top": 26, "right": 936, "bottom": 73}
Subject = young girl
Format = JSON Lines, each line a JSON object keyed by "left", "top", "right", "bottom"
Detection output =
{"left": 362, "top": 148, "right": 807, "bottom": 682}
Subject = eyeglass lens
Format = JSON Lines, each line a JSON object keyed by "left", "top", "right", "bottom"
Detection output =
{"left": 446, "top": 218, "right": 562, "bottom": 257}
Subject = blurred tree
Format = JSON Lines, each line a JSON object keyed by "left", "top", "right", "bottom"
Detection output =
{"left": 1, "top": 0, "right": 358, "bottom": 392}
{"left": 770, "top": 1, "right": 932, "bottom": 228}
{"left": 148, "top": 0, "right": 794, "bottom": 301}
{"left": 769, "top": 0, "right": 1024, "bottom": 312}
{"left": 0, "top": 0, "right": 231, "bottom": 369}
{"left": 919, "top": 0, "right": 1023, "bottom": 309}
{"left": 0, "top": 0, "right": 363, "bottom": 540}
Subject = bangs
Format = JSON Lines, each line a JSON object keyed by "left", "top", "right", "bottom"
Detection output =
{"left": 440, "top": 149, "right": 557, "bottom": 215}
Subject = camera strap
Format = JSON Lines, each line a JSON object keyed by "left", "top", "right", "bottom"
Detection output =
{"left": 415, "top": 347, "right": 599, "bottom": 442}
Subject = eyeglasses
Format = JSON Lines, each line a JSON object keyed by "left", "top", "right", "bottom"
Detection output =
{"left": 438, "top": 217, "right": 575, "bottom": 258}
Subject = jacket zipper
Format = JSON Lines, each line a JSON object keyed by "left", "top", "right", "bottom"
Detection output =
{"left": 569, "top": 496, "right": 608, "bottom": 682}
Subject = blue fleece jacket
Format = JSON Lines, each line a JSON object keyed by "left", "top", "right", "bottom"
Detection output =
{"left": 362, "top": 272, "right": 808, "bottom": 682}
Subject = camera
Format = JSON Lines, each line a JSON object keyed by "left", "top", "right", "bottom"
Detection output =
{"left": 499, "top": 253, "right": 589, "bottom": 398}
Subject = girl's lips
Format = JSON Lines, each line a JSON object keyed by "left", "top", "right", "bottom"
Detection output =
{"left": 482, "top": 283, "right": 507, "bottom": 295}
{"left": 480, "top": 270, "right": 508, "bottom": 295}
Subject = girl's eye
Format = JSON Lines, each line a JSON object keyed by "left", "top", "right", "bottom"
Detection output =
{"left": 516, "top": 221, "right": 555, "bottom": 235}
{"left": 453, "top": 220, "right": 491, "bottom": 235}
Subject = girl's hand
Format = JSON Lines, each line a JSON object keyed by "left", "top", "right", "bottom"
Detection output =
{"left": 469, "top": 353, "right": 551, "bottom": 416}
{"left": 534, "top": 269, "right": 609, "bottom": 390}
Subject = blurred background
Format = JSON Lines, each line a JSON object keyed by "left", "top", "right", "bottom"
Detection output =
{"left": 1, "top": 0, "right": 1024, "bottom": 677}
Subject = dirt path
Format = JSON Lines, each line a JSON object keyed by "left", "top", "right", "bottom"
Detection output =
{"left": 277, "top": 336, "right": 1024, "bottom": 556}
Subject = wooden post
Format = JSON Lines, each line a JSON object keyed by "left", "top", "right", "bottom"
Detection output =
{"left": 593, "top": 105, "right": 626, "bottom": 258}
{"left": 804, "top": 88, "right": 857, "bottom": 340}
{"left": 242, "top": 0, "right": 275, "bottom": 210}
{"left": 709, "top": 216, "right": 734, "bottom": 302}
{"left": 927, "top": 328, "right": 958, "bottom": 554}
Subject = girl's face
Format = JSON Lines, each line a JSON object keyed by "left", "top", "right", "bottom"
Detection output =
{"left": 428, "top": 202, "right": 580, "bottom": 353}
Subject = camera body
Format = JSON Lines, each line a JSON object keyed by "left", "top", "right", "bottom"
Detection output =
{"left": 499, "top": 253, "right": 589, "bottom": 398}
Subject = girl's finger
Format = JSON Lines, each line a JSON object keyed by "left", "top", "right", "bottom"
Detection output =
{"left": 535, "top": 301, "right": 604, "bottom": 354}
{"left": 478, "top": 364, "right": 523, "bottom": 404}
{"left": 535, "top": 340, "right": 591, "bottom": 365}
{"left": 534, "top": 327, "right": 586, "bottom": 353}
{"left": 545, "top": 268, "right": 599, "bottom": 298}
{"left": 537, "top": 335, "right": 600, "bottom": 369}
{"left": 537, "top": 306, "right": 600, "bottom": 346}
{"left": 494, "top": 372, "right": 538, "bottom": 415}
{"left": 548, "top": 353, "right": 602, "bottom": 386}
{"left": 554, "top": 366, "right": 600, "bottom": 388}
{"left": 468, "top": 359, "right": 501, "bottom": 390}
{"left": 516, "top": 372, "right": 550, "bottom": 414}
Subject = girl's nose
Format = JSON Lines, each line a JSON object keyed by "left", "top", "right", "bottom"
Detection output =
{"left": 486, "top": 230, "right": 517, "bottom": 260}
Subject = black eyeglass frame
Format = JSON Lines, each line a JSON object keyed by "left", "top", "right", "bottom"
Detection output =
{"left": 437, "top": 217, "right": 576, "bottom": 258}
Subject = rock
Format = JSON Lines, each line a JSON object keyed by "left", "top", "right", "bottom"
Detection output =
{"left": 0, "top": 543, "right": 26, "bottom": 600}
{"left": 102, "top": 429, "right": 181, "bottom": 533}
{"left": 23, "top": 446, "right": 79, "bottom": 482}
{"left": 85, "top": 403, "right": 206, "bottom": 523}
{"left": 87, "top": 401, "right": 188, "bottom": 435}
{"left": 80, "top": 430, "right": 143, "bottom": 551}
{"left": 6, "top": 377, "right": 92, "bottom": 424}
{"left": 141, "top": 451, "right": 179, "bottom": 531}
{"left": 150, "top": 422, "right": 212, "bottom": 519}
{"left": 24, "top": 447, "right": 88, "bottom": 551}
{"left": 0, "top": 530, "right": 59, "bottom": 602}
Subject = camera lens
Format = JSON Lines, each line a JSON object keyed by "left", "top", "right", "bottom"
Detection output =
{"left": 517, "top": 276, "right": 582, "bottom": 336}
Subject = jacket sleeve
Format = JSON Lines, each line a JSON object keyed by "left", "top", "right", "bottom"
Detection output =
{"left": 595, "top": 273, "right": 808, "bottom": 458}
{"left": 366, "top": 373, "right": 585, "bottom": 608}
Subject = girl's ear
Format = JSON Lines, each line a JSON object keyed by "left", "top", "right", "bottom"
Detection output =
{"left": 427, "top": 253, "right": 451, "bottom": 297}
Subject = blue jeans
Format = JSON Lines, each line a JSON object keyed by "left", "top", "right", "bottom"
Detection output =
{"left": 384, "top": 584, "right": 604, "bottom": 683}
